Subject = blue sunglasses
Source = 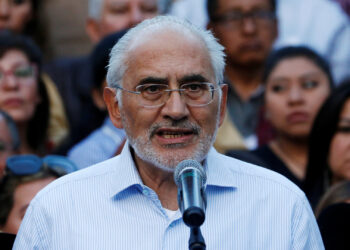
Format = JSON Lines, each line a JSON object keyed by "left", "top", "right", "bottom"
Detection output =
{"left": 5, "top": 154, "right": 77, "bottom": 177}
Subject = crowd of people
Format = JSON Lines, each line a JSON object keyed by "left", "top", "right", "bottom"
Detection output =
{"left": 0, "top": 0, "right": 350, "bottom": 249}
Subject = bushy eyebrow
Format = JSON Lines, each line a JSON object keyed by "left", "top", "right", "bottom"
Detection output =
{"left": 138, "top": 77, "right": 167, "bottom": 85}
{"left": 137, "top": 74, "right": 210, "bottom": 86}
{"left": 179, "top": 74, "right": 209, "bottom": 84}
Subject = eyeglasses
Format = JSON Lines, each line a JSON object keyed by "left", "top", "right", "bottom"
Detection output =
{"left": 5, "top": 154, "right": 77, "bottom": 177}
{"left": 212, "top": 10, "right": 276, "bottom": 29}
{"left": 0, "top": 64, "right": 36, "bottom": 86}
{"left": 115, "top": 82, "right": 220, "bottom": 108}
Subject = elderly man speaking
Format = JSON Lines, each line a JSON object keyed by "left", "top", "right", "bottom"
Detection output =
{"left": 14, "top": 16, "right": 323, "bottom": 249}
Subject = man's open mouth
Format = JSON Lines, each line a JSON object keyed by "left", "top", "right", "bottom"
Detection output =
{"left": 157, "top": 130, "right": 194, "bottom": 139}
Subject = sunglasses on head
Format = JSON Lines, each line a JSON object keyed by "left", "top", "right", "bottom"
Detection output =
{"left": 5, "top": 154, "right": 77, "bottom": 177}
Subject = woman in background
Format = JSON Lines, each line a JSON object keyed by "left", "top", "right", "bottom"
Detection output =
{"left": 304, "top": 81, "right": 350, "bottom": 207}
{"left": 0, "top": 32, "right": 50, "bottom": 155}
{"left": 228, "top": 46, "right": 334, "bottom": 189}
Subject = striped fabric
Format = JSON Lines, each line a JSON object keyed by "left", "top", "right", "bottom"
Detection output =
{"left": 14, "top": 141, "right": 324, "bottom": 249}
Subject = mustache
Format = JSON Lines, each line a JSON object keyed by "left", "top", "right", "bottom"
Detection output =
{"left": 149, "top": 119, "right": 201, "bottom": 137}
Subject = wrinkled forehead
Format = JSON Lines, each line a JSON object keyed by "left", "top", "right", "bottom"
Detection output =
{"left": 128, "top": 26, "right": 207, "bottom": 56}
{"left": 124, "top": 29, "right": 214, "bottom": 80}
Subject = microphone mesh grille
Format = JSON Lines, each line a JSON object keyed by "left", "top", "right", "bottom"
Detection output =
{"left": 174, "top": 159, "right": 207, "bottom": 186}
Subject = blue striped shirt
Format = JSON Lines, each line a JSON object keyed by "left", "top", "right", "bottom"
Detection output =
{"left": 14, "top": 142, "right": 324, "bottom": 249}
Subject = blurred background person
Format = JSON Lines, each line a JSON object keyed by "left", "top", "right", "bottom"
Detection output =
{"left": 0, "top": 0, "right": 43, "bottom": 46}
{"left": 0, "top": 110, "right": 19, "bottom": 177}
{"left": 228, "top": 46, "right": 333, "bottom": 189}
{"left": 0, "top": 32, "right": 53, "bottom": 155}
{"left": 0, "top": 1, "right": 69, "bottom": 153}
{"left": 45, "top": 0, "right": 160, "bottom": 154}
{"left": 304, "top": 81, "right": 350, "bottom": 207}
{"left": 67, "top": 31, "right": 126, "bottom": 169}
{"left": 0, "top": 154, "right": 77, "bottom": 235}
{"left": 164, "top": 0, "right": 350, "bottom": 85}
{"left": 85, "top": 0, "right": 159, "bottom": 43}
{"left": 207, "top": 0, "right": 278, "bottom": 151}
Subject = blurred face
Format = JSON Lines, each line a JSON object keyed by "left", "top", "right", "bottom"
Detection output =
{"left": 209, "top": 0, "right": 277, "bottom": 67}
{"left": 96, "top": 0, "right": 157, "bottom": 40}
{"left": 0, "top": 49, "right": 40, "bottom": 124}
{"left": 105, "top": 31, "right": 227, "bottom": 171}
{"left": 329, "top": 99, "right": 350, "bottom": 183}
{"left": 1, "top": 177, "right": 55, "bottom": 234}
{"left": 0, "top": 116, "right": 14, "bottom": 177}
{"left": 0, "top": 0, "right": 33, "bottom": 33}
{"left": 265, "top": 57, "right": 331, "bottom": 139}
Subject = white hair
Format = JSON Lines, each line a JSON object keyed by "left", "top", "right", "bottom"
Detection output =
{"left": 106, "top": 15, "right": 226, "bottom": 94}
{"left": 88, "top": 0, "right": 103, "bottom": 20}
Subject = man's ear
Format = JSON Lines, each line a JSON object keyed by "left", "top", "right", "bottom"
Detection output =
{"left": 218, "top": 84, "right": 228, "bottom": 127}
{"left": 86, "top": 18, "right": 102, "bottom": 43}
{"left": 103, "top": 87, "right": 124, "bottom": 129}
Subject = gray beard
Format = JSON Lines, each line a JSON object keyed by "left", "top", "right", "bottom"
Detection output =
{"left": 124, "top": 119, "right": 220, "bottom": 172}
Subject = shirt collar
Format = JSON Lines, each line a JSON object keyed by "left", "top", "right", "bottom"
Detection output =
{"left": 108, "top": 142, "right": 237, "bottom": 198}
{"left": 108, "top": 141, "right": 144, "bottom": 198}
{"left": 205, "top": 147, "right": 237, "bottom": 189}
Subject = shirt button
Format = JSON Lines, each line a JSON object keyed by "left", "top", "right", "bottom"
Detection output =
{"left": 142, "top": 189, "right": 149, "bottom": 196}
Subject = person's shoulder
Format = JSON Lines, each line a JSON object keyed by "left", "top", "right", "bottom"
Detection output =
{"left": 215, "top": 151, "right": 306, "bottom": 198}
{"left": 32, "top": 156, "right": 121, "bottom": 203}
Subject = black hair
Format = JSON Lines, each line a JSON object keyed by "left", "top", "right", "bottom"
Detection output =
{"left": 262, "top": 46, "right": 335, "bottom": 90}
{"left": 304, "top": 80, "right": 350, "bottom": 207}
{"left": 0, "top": 31, "right": 49, "bottom": 153}
{"left": 0, "top": 110, "right": 20, "bottom": 151}
{"left": 89, "top": 29, "right": 128, "bottom": 90}
{"left": 207, "top": 0, "right": 277, "bottom": 21}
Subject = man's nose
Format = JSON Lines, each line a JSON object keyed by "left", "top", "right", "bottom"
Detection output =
{"left": 161, "top": 91, "right": 190, "bottom": 120}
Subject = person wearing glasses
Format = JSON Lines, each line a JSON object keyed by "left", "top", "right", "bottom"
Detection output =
{"left": 0, "top": 154, "right": 76, "bottom": 235}
{"left": 44, "top": 0, "right": 160, "bottom": 155}
{"left": 0, "top": 32, "right": 54, "bottom": 155}
{"left": 207, "top": 0, "right": 278, "bottom": 152}
{"left": 14, "top": 16, "right": 323, "bottom": 249}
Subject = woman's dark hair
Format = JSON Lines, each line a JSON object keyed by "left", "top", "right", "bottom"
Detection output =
{"left": 262, "top": 46, "right": 335, "bottom": 90}
{"left": 0, "top": 32, "right": 49, "bottom": 153}
{"left": 304, "top": 80, "right": 350, "bottom": 207}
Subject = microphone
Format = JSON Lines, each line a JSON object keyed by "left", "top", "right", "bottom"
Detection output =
{"left": 174, "top": 159, "right": 207, "bottom": 228}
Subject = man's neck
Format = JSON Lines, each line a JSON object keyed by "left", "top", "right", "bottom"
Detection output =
{"left": 133, "top": 153, "right": 179, "bottom": 210}
{"left": 225, "top": 64, "right": 263, "bottom": 101}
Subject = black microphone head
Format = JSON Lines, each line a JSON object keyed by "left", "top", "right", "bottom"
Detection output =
{"left": 174, "top": 159, "right": 207, "bottom": 187}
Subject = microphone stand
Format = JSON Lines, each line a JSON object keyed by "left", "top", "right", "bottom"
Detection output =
{"left": 189, "top": 227, "right": 206, "bottom": 250}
